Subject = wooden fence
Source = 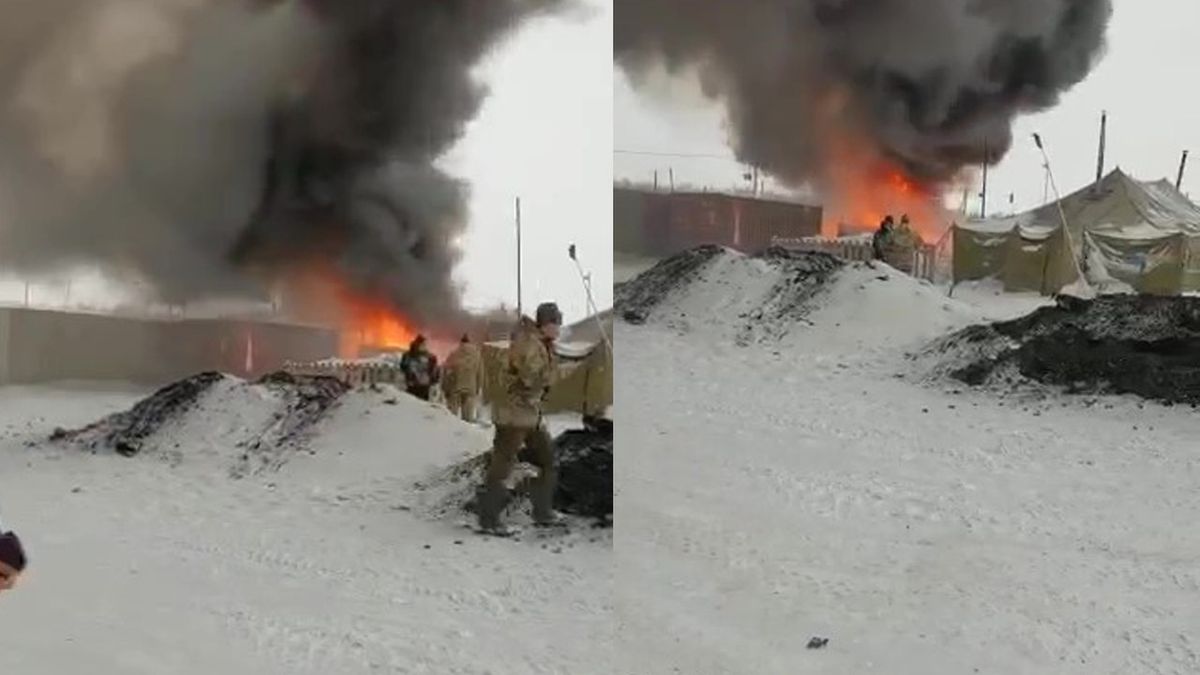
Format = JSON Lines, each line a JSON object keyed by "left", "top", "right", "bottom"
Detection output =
{"left": 771, "top": 236, "right": 939, "bottom": 281}
{"left": 285, "top": 360, "right": 404, "bottom": 387}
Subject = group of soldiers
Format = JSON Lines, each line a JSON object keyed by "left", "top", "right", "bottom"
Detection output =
{"left": 871, "top": 213, "right": 921, "bottom": 273}
{"left": 398, "top": 333, "right": 484, "bottom": 423}
{"left": 396, "top": 302, "right": 567, "bottom": 536}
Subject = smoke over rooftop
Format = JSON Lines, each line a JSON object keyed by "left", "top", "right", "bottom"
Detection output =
{"left": 0, "top": 0, "right": 563, "bottom": 326}
{"left": 616, "top": 0, "right": 1113, "bottom": 193}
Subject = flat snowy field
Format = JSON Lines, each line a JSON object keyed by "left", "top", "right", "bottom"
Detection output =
{"left": 0, "top": 383, "right": 611, "bottom": 674}
{"left": 618, "top": 254, "right": 1200, "bottom": 674}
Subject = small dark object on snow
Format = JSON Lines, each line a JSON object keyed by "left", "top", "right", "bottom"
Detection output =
{"left": 383, "top": 398, "right": 399, "bottom": 405}
{"left": 807, "top": 637, "right": 829, "bottom": 650}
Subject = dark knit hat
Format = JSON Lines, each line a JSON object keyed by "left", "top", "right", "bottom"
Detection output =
{"left": 0, "top": 531, "right": 26, "bottom": 572}
{"left": 535, "top": 302, "right": 562, "bottom": 327}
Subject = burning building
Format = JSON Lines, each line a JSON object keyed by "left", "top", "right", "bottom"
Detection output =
{"left": 614, "top": 187, "right": 823, "bottom": 258}
{"left": 0, "top": 1, "right": 570, "bottom": 365}
{"left": 615, "top": 0, "right": 1114, "bottom": 242}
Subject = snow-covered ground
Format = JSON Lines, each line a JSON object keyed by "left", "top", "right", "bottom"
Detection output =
{"left": 0, "top": 382, "right": 611, "bottom": 674}
{"left": 618, "top": 251, "right": 1200, "bottom": 674}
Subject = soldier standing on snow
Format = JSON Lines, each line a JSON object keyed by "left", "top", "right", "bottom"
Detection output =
{"left": 442, "top": 334, "right": 483, "bottom": 423}
{"left": 400, "top": 335, "right": 439, "bottom": 402}
{"left": 476, "top": 302, "right": 565, "bottom": 535}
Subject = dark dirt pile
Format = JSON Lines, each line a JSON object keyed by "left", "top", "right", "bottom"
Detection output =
{"left": 253, "top": 371, "right": 350, "bottom": 448}
{"left": 522, "top": 417, "right": 613, "bottom": 523}
{"left": 736, "top": 247, "right": 843, "bottom": 345}
{"left": 52, "top": 371, "right": 351, "bottom": 474}
{"left": 616, "top": 244, "right": 844, "bottom": 344}
{"left": 230, "top": 372, "right": 350, "bottom": 477}
{"left": 51, "top": 372, "right": 225, "bottom": 456}
{"left": 925, "top": 294, "right": 1200, "bottom": 406}
{"left": 615, "top": 244, "right": 724, "bottom": 325}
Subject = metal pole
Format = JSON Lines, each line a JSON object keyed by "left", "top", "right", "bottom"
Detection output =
{"left": 516, "top": 197, "right": 523, "bottom": 317}
{"left": 980, "top": 139, "right": 989, "bottom": 219}
{"left": 568, "top": 244, "right": 612, "bottom": 355}
{"left": 1177, "top": 150, "right": 1190, "bottom": 191}
{"left": 1033, "top": 133, "right": 1090, "bottom": 291}
{"left": 1095, "top": 110, "right": 1107, "bottom": 185}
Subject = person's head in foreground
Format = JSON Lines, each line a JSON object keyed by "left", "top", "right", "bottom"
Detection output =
{"left": 0, "top": 531, "right": 26, "bottom": 592}
{"left": 535, "top": 302, "right": 562, "bottom": 340}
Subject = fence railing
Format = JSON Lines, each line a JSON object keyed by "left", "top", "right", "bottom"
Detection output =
{"left": 284, "top": 360, "right": 407, "bottom": 388}
{"left": 771, "top": 236, "right": 939, "bottom": 282}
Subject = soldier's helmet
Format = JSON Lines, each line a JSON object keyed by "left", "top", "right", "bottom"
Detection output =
{"left": 535, "top": 302, "right": 563, "bottom": 327}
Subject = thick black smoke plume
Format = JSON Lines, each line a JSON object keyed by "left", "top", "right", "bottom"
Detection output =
{"left": 0, "top": 0, "right": 561, "bottom": 326}
{"left": 616, "top": 0, "right": 1113, "bottom": 185}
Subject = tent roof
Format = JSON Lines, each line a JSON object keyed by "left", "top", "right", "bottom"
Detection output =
{"left": 958, "top": 168, "right": 1200, "bottom": 240}
{"left": 563, "top": 308, "right": 613, "bottom": 344}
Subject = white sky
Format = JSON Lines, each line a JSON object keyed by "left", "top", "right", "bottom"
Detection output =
{"left": 447, "top": 0, "right": 613, "bottom": 325}
{"left": 615, "top": 0, "right": 1200, "bottom": 218}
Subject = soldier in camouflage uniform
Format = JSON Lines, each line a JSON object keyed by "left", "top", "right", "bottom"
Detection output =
{"left": 442, "top": 334, "right": 483, "bottom": 422}
{"left": 477, "top": 302, "right": 564, "bottom": 534}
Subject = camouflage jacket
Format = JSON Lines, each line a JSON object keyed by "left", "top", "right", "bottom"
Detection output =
{"left": 493, "top": 317, "right": 557, "bottom": 428}
{"left": 442, "top": 343, "right": 483, "bottom": 395}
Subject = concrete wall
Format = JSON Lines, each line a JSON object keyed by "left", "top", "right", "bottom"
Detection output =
{"left": 0, "top": 307, "right": 337, "bottom": 386}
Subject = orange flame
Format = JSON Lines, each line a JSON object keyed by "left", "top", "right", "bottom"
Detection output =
{"left": 813, "top": 85, "right": 945, "bottom": 243}
{"left": 277, "top": 266, "right": 420, "bottom": 360}
{"left": 337, "top": 297, "right": 419, "bottom": 360}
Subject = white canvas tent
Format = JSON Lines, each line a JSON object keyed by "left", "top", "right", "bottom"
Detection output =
{"left": 954, "top": 169, "right": 1200, "bottom": 294}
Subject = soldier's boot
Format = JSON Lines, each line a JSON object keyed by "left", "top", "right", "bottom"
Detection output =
{"left": 530, "top": 479, "right": 565, "bottom": 528}
{"left": 476, "top": 484, "right": 515, "bottom": 535}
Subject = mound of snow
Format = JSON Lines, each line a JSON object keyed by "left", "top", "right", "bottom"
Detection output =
{"left": 53, "top": 372, "right": 350, "bottom": 476}
{"left": 618, "top": 245, "right": 985, "bottom": 351}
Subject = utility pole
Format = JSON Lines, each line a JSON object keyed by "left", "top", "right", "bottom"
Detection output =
{"left": 653, "top": 170, "right": 658, "bottom": 191}
{"left": 515, "top": 197, "right": 523, "bottom": 317}
{"left": 1177, "top": 150, "right": 1190, "bottom": 191}
{"left": 980, "top": 139, "right": 989, "bottom": 219}
{"left": 668, "top": 167, "right": 675, "bottom": 192}
{"left": 1095, "top": 110, "right": 1107, "bottom": 185}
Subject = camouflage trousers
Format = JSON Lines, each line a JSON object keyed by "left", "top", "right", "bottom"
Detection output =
{"left": 478, "top": 424, "right": 557, "bottom": 527}
{"left": 445, "top": 392, "right": 477, "bottom": 423}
